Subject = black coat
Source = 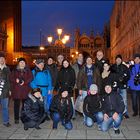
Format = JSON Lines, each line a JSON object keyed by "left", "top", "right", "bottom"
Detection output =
{"left": 83, "top": 94, "right": 102, "bottom": 119}
{"left": 20, "top": 94, "right": 44, "bottom": 123}
{"left": 0, "top": 66, "right": 11, "bottom": 99}
{"left": 111, "top": 63, "right": 130, "bottom": 89}
{"left": 100, "top": 72, "right": 118, "bottom": 96}
{"left": 102, "top": 91, "right": 125, "bottom": 117}
{"left": 95, "top": 58, "right": 106, "bottom": 74}
{"left": 55, "top": 65, "right": 75, "bottom": 97}
{"left": 46, "top": 63, "right": 58, "bottom": 87}
{"left": 50, "top": 94, "right": 73, "bottom": 123}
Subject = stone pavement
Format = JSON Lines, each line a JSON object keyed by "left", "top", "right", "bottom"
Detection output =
{"left": 0, "top": 93, "right": 140, "bottom": 139}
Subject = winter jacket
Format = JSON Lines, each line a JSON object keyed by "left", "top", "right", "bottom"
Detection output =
{"left": 111, "top": 63, "right": 130, "bottom": 89}
{"left": 46, "top": 63, "right": 58, "bottom": 87}
{"left": 100, "top": 72, "right": 118, "bottom": 96}
{"left": 30, "top": 67, "right": 52, "bottom": 96}
{"left": 55, "top": 65, "right": 75, "bottom": 97}
{"left": 128, "top": 64, "right": 140, "bottom": 91}
{"left": 0, "top": 65, "right": 11, "bottom": 99}
{"left": 102, "top": 91, "right": 125, "bottom": 117}
{"left": 50, "top": 94, "right": 73, "bottom": 123}
{"left": 72, "top": 62, "right": 83, "bottom": 88}
{"left": 10, "top": 66, "right": 33, "bottom": 99}
{"left": 20, "top": 93, "right": 44, "bottom": 123}
{"left": 95, "top": 58, "right": 106, "bottom": 74}
{"left": 77, "top": 64, "right": 101, "bottom": 92}
{"left": 83, "top": 94, "right": 102, "bottom": 119}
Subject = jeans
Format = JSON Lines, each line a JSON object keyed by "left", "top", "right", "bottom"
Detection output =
{"left": 51, "top": 112, "right": 73, "bottom": 130}
{"left": 131, "top": 90, "right": 140, "bottom": 115}
{"left": 0, "top": 98, "right": 9, "bottom": 124}
{"left": 84, "top": 112, "right": 104, "bottom": 127}
{"left": 14, "top": 99, "right": 25, "bottom": 121}
{"left": 43, "top": 94, "right": 53, "bottom": 113}
{"left": 118, "top": 89, "right": 128, "bottom": 115}
{"left": 101, "top": 113, "right": 123, "bottom": 132}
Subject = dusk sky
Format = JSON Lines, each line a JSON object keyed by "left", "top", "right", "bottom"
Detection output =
{"left": 22, "top": 1, "right": 114, "bottom": 47}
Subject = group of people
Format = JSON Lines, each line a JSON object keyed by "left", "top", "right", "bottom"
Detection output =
{"left": 0, "top": 50, "right": 139, "bottom": 135}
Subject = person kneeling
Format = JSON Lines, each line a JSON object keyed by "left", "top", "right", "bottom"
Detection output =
{"left": 20, "top": 88, "right": 45, "bottom": 130}
{"left": 50, "top": 89, "right": 73, "bottom": 130}
{"left": 101, "top": 84, "right": 125, "bottom": 134}
{"left": 83, "top": 84, "right": 103, "bottom": 130}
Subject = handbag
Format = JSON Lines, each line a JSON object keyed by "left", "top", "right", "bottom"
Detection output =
{"left": 74, "top": 95, "right": 84, "bottom": 113}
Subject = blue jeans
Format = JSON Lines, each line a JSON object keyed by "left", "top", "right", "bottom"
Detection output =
{"left": 43, "top": 94, "right": 53, "bottom": 113}
{"left": 131, "top": 90, "right": 140, "bottom": 114}
{"left": 101, "top": 113, "right": 123, "bottom": 132}
{"left": 0, "top": 98, "right": 9, "bottom": 124}
{"left": 84, "top": 112, "right": 104, "bottom": 127}
{"left": 51, "top": 112, "right": 73, "bottom": 130}
{"left": 118, "top": 89, "right": 128, "bottom": 115}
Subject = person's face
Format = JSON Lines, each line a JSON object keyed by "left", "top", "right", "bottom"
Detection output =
{"left": 33, "top": 91, "right": 42, "bottom": 98}
{"left": 134, "top": 57, "right": 140, "bottom": 64}
{"left": 116, "top": 58, "right": 122, "bottom": 65}
{"left": 90, "top": 89, "right": 98, "bottom": 95}
{"left": 105, "top": 85, "right": 112, "bottom": 94}
{"left": 103, "top": 63, "right": 110, "bottom": 71}
{"left": 96, "top": 51, "right": 104, "bottom": 61}
{"left": 63, "top": 60, "right": 69, "bottom": 68}
{"left": 78, "top": 53, "right": 83, "bottom": 62}
{"left": 62, "top": 91, "right": 68, "bottom": 98}
{"left": 18, "top": 61, "right": 26, "bottom": 69}
{"left": 0, "top": 57, "right": 5, "bottom": 65}
{"left": 47, "top": 58, "right": 53, "bottom": 65}
{"left": 57, "top": 55, "right": 64, "bottom": 65}
{"left": 86, "top": 57, "right": 92, "bottom": 65}
{"left": 37, "top": 62, "right": 44, "bottom": 70}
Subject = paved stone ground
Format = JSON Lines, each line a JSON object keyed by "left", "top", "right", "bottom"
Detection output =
{"left": 0, "top": 93, "right": 140, "bottom": 139}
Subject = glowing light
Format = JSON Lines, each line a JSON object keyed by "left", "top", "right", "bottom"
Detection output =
{"left": 40, "top": 46, "right": 45, "bottom": 50}
{"left": 57, "top": 28, "right": 62, "bottom": 35}
{"left": 47, "top": 36, "right": 53, "bottom": 44}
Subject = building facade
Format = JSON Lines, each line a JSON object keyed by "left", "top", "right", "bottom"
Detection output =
{"left": 73, "top": 28, "right": 110, "bottom": 61}
{"left": 110, "top": 1, "right": 140, "bottom": 63}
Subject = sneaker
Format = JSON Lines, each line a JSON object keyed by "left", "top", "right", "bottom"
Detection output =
{"left": 97, "top": 125, "right": 101, "bottom": 131}
{"left": 15, "top": 120, "right": 19, "bottom": 124}
{"left": 3, "top": 122, "right": 11, "bottom": 127}
{"left": 114, "top": 129, "right": 120, "bottom": 134}
{"left": 24, "top": 126, "right": 28, "bottom": 131}
{"left": 123, "top": 114, "right": 129, "bottom": 119}
{"left": 35, "top": 126, "right": 41, "bottom": 130}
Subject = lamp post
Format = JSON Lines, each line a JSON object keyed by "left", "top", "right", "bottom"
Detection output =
{"left": 47, "top": 28, "right": 70, "bottom": 47}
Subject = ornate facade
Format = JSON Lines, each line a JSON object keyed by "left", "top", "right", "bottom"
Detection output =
{"left": 73, "top": 28, "right": 108, "bottom": 60}
{"left": 110, "top": 1, "right": 140, "bottom": 63}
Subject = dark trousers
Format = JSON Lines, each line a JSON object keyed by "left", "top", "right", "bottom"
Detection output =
{"left": 14, "top": 99, "right": 25, "bottom": 121}
{"left": 131, "top": 90, "right": 140, "bottom": 115}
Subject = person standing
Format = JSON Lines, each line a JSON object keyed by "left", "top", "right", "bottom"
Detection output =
{"left": 128, "top": 53, "right": 140, "bottom": 117}
{"left": 30, "top": 59, "right": 52, "bottom": 120}
{"left": 56, "top": 54, "right": 64, "bottom": 72}
{"left": 111, "top": 55, "right": 130, "bottom": 119}
{"left": 72, "top": 52, "right": 84, "bottom": 101}
{"left": 10, "top": 57, "right": 33, "bottom": 124}
{"left": 0, "top": 53, "right": 11, "bottom": 127}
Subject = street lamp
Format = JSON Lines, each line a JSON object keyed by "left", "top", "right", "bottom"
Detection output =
{"left": 47, "top": 36, "right": 53, "bottom": 44}
{"left": 57, "top": 28, "right": 63, "bottom": 40}
{"left": 40, "top": 46, "right": 45, "bottom": 50}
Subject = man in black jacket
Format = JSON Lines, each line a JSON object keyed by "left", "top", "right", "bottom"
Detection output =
{"left": 111, "top": 54, "right": 130, "bottom": 119}
{"left": 101, "top": 84, "right": 125, "bottom": 134}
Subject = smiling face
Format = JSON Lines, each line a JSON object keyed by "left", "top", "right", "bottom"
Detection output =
{"left": 0, "top": 57, "right": 5, "bottom": 65}
{"left": 103, "top": 63, "right": 110, "bottom": 71}
{"left": 86, "top": 57, "right": 92, "bottom": 65}
{"left": 96, "top": 51, "right": 104, "bottom": 61}
{"left": 105, "top": 85, "right": 112, "bottom": 94}
{"left": 63, "top": 60, "right": 69, "bottom": 68}
{"left": 134, "top": 57, "right": 140, "bottom": 64}
{"left": 47, "top": 58, "right": 53, "bottom": 65}
{"left": 37, "top": 62, "right": 44, "bottom": 70}
{"left": 61, "top": 90, "right": 68, "bottom": 98}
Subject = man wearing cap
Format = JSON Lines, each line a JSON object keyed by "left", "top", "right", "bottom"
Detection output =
{"left": 30, "top": 58, "right": 52, "bottom": 120}
{"left": 111, "top": 54, "right": 130, "bottom": 119}
{"left": 128, "top": 53, "right": 140, "bottom": 117}
{"left": 0, "top": 53, "right": 11, "bottom": 127}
